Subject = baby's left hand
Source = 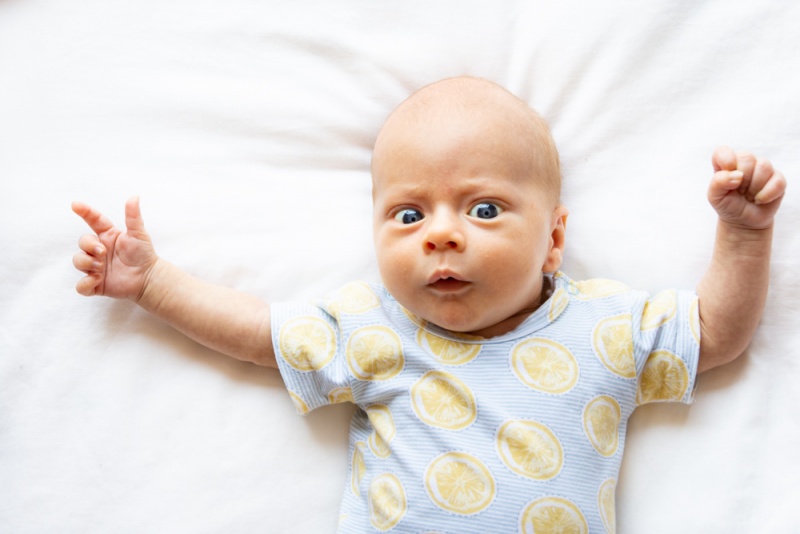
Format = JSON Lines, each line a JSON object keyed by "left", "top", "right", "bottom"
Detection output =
{"left": 708, "top": 146, "right": 786, "bottom": 230}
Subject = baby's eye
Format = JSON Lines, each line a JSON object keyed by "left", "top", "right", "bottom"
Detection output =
{"left": 468, "top": 202, "right": 503, "bottom": 219}
{"left": 394, "top": 208, "right": 424, "bottom": 224}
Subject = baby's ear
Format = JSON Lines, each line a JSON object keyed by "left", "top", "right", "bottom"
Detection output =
{"left": 543, "top": 206, "right": 568, "bottom": 272}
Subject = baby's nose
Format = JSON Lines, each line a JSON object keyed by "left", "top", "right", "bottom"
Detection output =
{"left": 423, "top": 212, "right": 465, "bottom": 252}
{"left": 425, "top": 239, "right": 460, "bottom": 251}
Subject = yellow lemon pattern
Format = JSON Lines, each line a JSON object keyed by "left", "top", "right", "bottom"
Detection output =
{"left": 637, "top": 350, "right": 689, "bottom": 404}
{"left": 328, "top": 386, "right": 354, "bottom": 404}
{"left": 592, "top": 314, "right": 636, "bottom": 379}
{"left": 279, "top": 316, "right": 336, "bottom": 372}
{"left": 573, "top": 278, "right": 630, "bottom": 300}
{"left": 548, "top": 287, "right": 570, "bottom": 322}
{"left": 327, "top": 281, "right": 381, "bottom": 320}
{"left": 287, "top": 390, "right": 309, "bottom": 415}
{"left": 351, "top": 441, "right": 367, "bottom": 496}
{"left": 640, "top": 290, "right": 677, "bottom": 331}
{"left": 273, "top": 276, "right": 699, "bottom": 531}
{"left": 583, "top": 395, "right": 621, "bottom": 457}
{"left": 598, "top": 478, "right": 616, "bottom": 534}
{"left": 411, "top": 370, "right": 477, "bottom": 431}
{"left": 496, "top": 419, "right": 563, "bottom": 480}
{"left": 368, "top": 473, "right": 407, "bottom": 531}
{"left": 346, "top": 325, "right": 404, "bottom": 381}
{"left": 511, "top": 337, "right": 579, "bottom": 395}
{"left": 424, "top": 452, "right": 496, "bottom": 515}
{"left": 520, "top": 496, "right": 588, "bottom": 534}
{"left": 689, "top": 296, "right": 701, "bottom": 345}
{"left": 367, "top": 404, "right": 396, "bottom": 459}
{"left": 417, "top": 329, "right": 481, "bottom": 365}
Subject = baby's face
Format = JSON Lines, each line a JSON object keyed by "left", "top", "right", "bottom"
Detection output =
{"left": 372, "top": 86, "right": 567, "bottom": 337}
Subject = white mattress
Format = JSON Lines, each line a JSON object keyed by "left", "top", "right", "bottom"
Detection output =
{"left": 1, "top": 1, "right": 798, "bottom": 532}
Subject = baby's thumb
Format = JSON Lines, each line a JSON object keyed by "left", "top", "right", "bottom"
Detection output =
{"left": 707, "top": 170, "right": 743, "bottom": 207}
{"left": 124, "top": 196, "right": 148, "bottom": 238}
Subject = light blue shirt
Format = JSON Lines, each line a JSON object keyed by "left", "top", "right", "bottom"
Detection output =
{"left": 272, "top": 272, "right": 699, "bottom": 533}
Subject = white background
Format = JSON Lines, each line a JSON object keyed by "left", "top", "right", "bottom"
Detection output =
{"left": 1, "top": 1, "right": 798, "bottom": 532}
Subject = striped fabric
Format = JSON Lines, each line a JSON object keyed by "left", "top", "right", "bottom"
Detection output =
{"left": 272, "top": 272, "right": 699, "bottom": 533}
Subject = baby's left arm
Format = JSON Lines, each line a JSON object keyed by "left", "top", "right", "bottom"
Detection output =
{"left": 696, "top": 146, "right": 787, "bottom": 373}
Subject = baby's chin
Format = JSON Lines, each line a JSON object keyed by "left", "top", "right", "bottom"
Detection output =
{"left": 399, "top": 305, "right": 477, "bottom": 334}
{"left": 393, "top": 290, "right": 535, "bottom": 338}
{"left": 443, "top": 309, "right": 536, "bottom": 339}
{"left": 416, "top": 310, "right": 514, "bottom": 339}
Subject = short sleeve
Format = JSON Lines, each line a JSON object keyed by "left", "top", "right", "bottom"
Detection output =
{"left": 270, "top": 299, "right": 353, "bottom": 415}
{"left": 632, "top": 289, "right": 700, "bottom": 405}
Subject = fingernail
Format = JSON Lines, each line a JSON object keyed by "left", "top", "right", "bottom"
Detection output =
{"left": 95, "top": 246, "right": 104, "bottom": 255}
{"left": 92, "top": 261, "right": 103, "bottom": 271}
{"left": 729, "top": 170, "right": 743, "bottom": 184}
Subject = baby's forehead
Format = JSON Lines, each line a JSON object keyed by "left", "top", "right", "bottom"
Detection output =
{"left": 372, "top": 77, "right": 562, "bottom": 202}
{"left": 390, "top": 78, "right": 533, "bottom": 128}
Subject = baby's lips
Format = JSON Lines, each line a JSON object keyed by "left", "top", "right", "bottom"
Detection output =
{"left": 427, "top": 267, "right": 467, "bottom": 285}
{"left": 427, "top": 269, "right": 472, "bottom": 293}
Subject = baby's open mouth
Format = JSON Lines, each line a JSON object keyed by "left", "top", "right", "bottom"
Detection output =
{"left": 429, "top": 277, "right": 470, "bottom": 292}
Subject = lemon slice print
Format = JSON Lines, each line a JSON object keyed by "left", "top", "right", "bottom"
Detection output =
{"left": 366, "top": 404, "right": 396, "bottom": 459}
{"left": 346, "top": 325, "right": 404, "bottom": 381}
{"left": 548, "top": 287, "right": 569, "bottom": 322}
{"left": 689, "top": 297, "right": 700, "bottom": 345}
{"left": 351, "top": 441, "right": 367, "bottom": 496}
{"left": 637, "top": 350, "right": 689, "bottom": 404}
{"left": 598, "top": 478, "right": 616, "bottom": 534}
{"left": 287, "top": 390, "right": 309, "bottom": 415}
{"left": 592, "top": 314, "right": 635, "bottom": 379}
{"left": 368, "top": 473, "right": 407, "bottom": 531}
{"left": 328, "top": 386, "right": 354, "bottom": 404}
{"left": 640, "top": 290, "right": 677, "bottom": 331}
{"left": 327, "top": 281, "right": 381, "bottom": 319}
{"left": 424, "top": 452, "right": 496, "bottom": 515}
{"left": 369, "top": 433, "right": 391, "bottom": 459}
{"left": 410, "top": 370, "right": 477, "bottom": 431}
{"left": 583, "top": 395, "right": 621, "bottom": 457}
{"left": 495, "top": 419, "right": 563, "bottom": 480}
{"left": 520, "top": 496, "right": 588, "bottom": 534}
{"left": 279, "top": 316, "right": 337, "bottom": 372}
{"left": 511, "top": 338, "right": 579, "bottom": 395}
{"left": 417, "top": 329, "right": 481, "bottom": 366}
{"left": 573, "top": 279, "right": 629, "bottom": 301}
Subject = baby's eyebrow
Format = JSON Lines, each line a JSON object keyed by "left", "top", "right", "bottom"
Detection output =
{"left": 375, "top": 183, "right": 426, "bottom": 202}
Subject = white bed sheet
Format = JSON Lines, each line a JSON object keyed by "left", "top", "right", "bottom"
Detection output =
{"left": 1, "top": 1, "right": 798, "bottom": 532}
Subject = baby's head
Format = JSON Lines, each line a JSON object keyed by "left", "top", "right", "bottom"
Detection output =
{"left": 373, "top": 76, "right": 562, "bottom": 203}
{"left": 371, "top": 77, "right": 568, "bottom": 337}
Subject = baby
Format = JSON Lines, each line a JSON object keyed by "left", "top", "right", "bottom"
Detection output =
{"left": 72, "top": 77, "right": 786, "bottom": 533}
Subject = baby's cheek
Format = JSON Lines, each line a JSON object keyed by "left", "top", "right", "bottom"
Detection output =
{"left": 376, "top": 248, "right": 410, "bottom": 289}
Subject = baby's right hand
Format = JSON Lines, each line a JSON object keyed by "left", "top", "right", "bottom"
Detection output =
{"left": 72, "top": 197, "right": 158, "bottom": 301}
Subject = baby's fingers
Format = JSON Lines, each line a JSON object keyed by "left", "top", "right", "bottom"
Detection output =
{"left": 74, "top": 235, "right": 107, "bottom": 296}
{"left": 754, "top": 169, "right": 787, "bottom": 205}
{"left": 78, "top": 234, "right": 105, "bottom": 257}
{"left": 712, "top": 145, "right": 738, "bottom": 172}
{"left": 72, "top": 201, "right": 115, "bottom": 235}
{"left": 73, "top": 250, "right": 102, "bottom": 274}
{"left": 75, "top": 273, "right": 103, "bottom": 296}
{"left": 708, "top": 169, "right": 744, "bottom": 205}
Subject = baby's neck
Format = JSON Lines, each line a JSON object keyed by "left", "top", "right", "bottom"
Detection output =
{"left": 466, "top": 275, "right": 554, "bottom": 338}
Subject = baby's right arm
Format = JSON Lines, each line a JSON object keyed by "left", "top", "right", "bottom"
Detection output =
{"left": 72, "top": 197, "right": 277, "bottom": 368}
